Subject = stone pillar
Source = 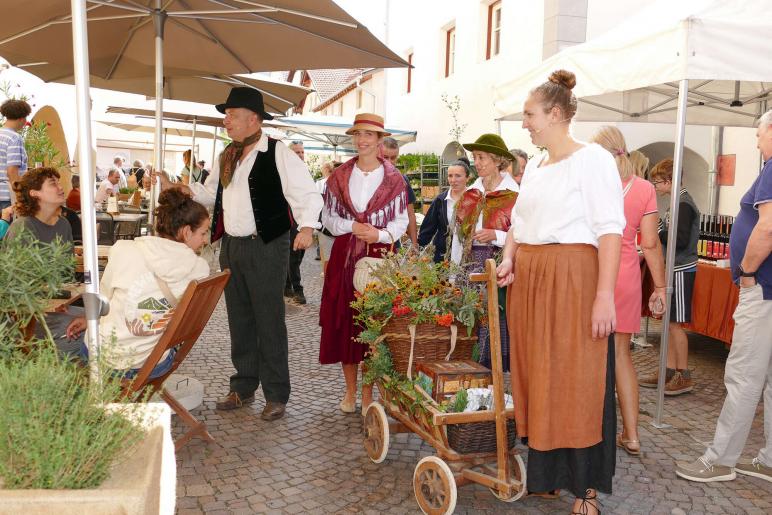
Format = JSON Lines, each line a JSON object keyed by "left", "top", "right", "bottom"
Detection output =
{"left": 542, "top": 0, "right": 588, "bottom": 59}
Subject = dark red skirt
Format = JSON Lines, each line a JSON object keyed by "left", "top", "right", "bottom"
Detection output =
{"left": 319, "top": 233, "right": 390, "bottom": 365}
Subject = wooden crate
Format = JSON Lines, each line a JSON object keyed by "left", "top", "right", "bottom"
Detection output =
{"left": 421, "top": 185, "right": 440, "bottom": 199}
{"left": 415, "top": 360, "right": 491, "bottom": 402}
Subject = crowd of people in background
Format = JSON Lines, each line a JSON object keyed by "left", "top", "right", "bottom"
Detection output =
{"left": 2, "top": 68, "right": 771, "bottom": 512}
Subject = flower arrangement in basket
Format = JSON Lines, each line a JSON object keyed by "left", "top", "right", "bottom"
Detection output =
{"left": 352, "top": 246, "right": 485, "bottom": 379}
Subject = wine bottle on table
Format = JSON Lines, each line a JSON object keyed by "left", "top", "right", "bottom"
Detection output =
{"left": 698, "top": 214, "right": 705, "bottom": 258}
{"left": 706, "top": 215, "right": 714, "bottom": 260}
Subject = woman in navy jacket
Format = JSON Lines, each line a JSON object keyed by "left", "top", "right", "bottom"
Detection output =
{"left": 418, "top": 159, "right": 471, "bottom": 262}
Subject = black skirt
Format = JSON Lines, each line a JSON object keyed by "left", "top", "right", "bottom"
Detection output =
{"left": 524, "top": 334, "right": 616, "bottom": 498}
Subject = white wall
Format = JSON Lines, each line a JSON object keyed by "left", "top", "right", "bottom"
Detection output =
{"left": 585, "top": 0, "right": 653, "bottom": 39}
{"left": 719, "top": 127, "right": 762, "bottom": 216}
{"left": 384, "top": 0, "right": 546, "bottom": 153}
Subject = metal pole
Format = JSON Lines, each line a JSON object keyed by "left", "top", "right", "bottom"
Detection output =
{"left": 707, "top": 125, "right": 722, "bottom": 216}
{"left": 70, "top": 0, "right": 101, "bottom": 381}
{"left": 652, "top": 78, "right": 689, "bottom": 429}
{"left": 190, "top": 116, "right": 197, "bottom": 181}
{"left": 150, "top": 1, "right": 166, "bottom": 230}
{"left": 211, "top": 126, "right": 218, "bottom": 170}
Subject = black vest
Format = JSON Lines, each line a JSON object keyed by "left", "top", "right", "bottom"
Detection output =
{"left": 211, "top": 138, "right": 291, "bottom": 243}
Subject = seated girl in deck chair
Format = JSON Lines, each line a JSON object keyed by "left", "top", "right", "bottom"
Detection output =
{"left": 65, "top": 189, "right": 210, "bottom": 378}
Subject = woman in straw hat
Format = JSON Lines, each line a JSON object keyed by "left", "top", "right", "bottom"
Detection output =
{"left": 319, "top": 113, "right": 409, "bottom": 413}
{"left": 450, "top": 133, "right": 518, "bottom": 372}
{"left": 497, "top": 70, "right": 625, "bottom": 514}
{"left": 591, "top": 126, "right": 667, "bottom": 458}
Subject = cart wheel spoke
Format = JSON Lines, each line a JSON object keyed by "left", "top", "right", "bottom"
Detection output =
{"left": 413, "top": 456, "right": 457, "bottom": 515}
{"left": 489, "top": 453, "right": 527, "bottom": 502}
{"left": 362, "top": 403, "right": 389, "bottom": 463}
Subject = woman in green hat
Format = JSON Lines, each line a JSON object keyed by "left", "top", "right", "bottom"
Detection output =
{"left": 450, "top": 133, "right": 518, "bottom": 372}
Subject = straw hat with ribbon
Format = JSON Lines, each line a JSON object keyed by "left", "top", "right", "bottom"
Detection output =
{"left": 345, "top": 113, "right": 391, "bottom": 136}
{"left": 462, "top": 133, "right": 515, "bottom": 161}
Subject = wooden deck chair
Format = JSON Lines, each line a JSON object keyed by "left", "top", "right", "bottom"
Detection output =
{"left": 120, "top": 269, "right": 231, "bottom": 450}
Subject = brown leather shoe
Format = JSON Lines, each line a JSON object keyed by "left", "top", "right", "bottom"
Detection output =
{"left": 261, "top": 401, "right": 286, "bottom": 421}
{"left": 216, "top": 391, "right": 255, "bottom": 410}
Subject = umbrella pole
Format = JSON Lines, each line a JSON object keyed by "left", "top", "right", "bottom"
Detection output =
{"left": 70, "top": 0, "right": 102, "bottom": 383}
{"left": 190, "top": 116, "right": 197, "bottom": 181}
{"left": 211, "top": 127, "right": 218, "bottom": 170}
{"left": 150, "top": 1, "right": 167, "bottom": 231}
{"left": 652, "top": 78, "right": 689, "bottom": 429}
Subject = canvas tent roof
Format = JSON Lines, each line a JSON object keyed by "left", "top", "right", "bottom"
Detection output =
{"left": 493, "top": 0, "right": 772, "bottom": 127}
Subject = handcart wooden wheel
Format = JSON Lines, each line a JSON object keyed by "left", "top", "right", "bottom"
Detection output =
{"left": 363, "top": 259, "right": 525, "bottom": 514}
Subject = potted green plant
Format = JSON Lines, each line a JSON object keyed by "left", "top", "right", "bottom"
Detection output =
{"left": 0, "top": 231, "right": 171, "bottom": 514}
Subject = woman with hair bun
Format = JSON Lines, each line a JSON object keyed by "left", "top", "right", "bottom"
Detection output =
{"left": 64, "top": 188, "right": 211, "bottom": 378}
{"left": 591, "top": 126, "right": 667, "bottom": 457}
{"left": 497, "top": 70, "right": 625, "bottom": 514}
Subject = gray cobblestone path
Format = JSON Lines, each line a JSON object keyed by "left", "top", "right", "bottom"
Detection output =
{"left": 173, "top": 251, "right": 772, "bottom": 514}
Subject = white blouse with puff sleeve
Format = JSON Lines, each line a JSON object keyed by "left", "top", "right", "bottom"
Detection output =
{"left": 512, "top": 143, "right": 625, "bottom": 247}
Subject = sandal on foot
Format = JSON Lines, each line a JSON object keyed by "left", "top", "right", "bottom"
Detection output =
{"left": 616, "top": 434, "right": 641, "bottom": 456}
{"left": 339, "top": 398, "right": 356, "bottom": 414}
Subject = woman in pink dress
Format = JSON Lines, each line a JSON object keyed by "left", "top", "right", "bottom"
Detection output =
{"left": 592, "top": 126, "right": 667, "bottom": 456}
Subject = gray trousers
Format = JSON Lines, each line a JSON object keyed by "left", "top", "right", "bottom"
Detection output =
{"left": 220, "top": 233, "right": 291, "bottom": 404}
{"left": 703, "top": 284, "right": 772, "bottom": 467}
{"left": 36, "top": 307, "right": 85, "bottom": 358}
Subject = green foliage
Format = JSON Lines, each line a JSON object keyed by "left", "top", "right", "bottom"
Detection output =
{"left": 440, "top": 93, "right": 468, "bottom": 142}
{"left": 363, "top": 342, "right": 394, "bottom": 385}
{"left": 448, "top": 388, "right": 468, "bottom": 413}
{"left": 305, "top": 153, "right": 324, "bottom": 181}
{"left": 396, "top": 152, "right": 439, "bottom": 173}
{"left": 0, "top": 345, "right": 144, "bottom": 489}
{"left": 0, "top": 229, "right": 75, "bottom": 350}
{"left": 117, "top": 187, "right": 138, "bottom": 194}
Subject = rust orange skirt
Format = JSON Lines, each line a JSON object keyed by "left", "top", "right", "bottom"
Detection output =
{"left": 507, "top": 243, "right": 607, "bottom": 451}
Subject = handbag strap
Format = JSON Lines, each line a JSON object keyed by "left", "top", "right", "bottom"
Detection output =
{"left": 153, "top": 274, "right": 179, "bottom": 308}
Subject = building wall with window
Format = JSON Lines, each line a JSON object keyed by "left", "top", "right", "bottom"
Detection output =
{"left": 383, "top": 0, "right": 547, "bottom": 153}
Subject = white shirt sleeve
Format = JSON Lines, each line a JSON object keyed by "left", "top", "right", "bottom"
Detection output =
{"left": 275, "top": 141, "right": 323, "bottom": 230}
{"left": 379, "top": 205, "right": 409, "bottom": 244}
{"left": 493, "top": 229, "right": 508, "bottom": 247}
{"left": 580, "top": 148, "right": 626, "bottom": 238}
{"left": 323, "top": 206, "right": 355, "bottom": 236}
{"left": 189, "top": 158, "right": 219, "bottom": 208}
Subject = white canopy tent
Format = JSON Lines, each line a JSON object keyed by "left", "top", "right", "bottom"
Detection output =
{"left": 493, "top": 0, "right": 772, "bottom": 427}
{"left": 494, "top": 0, "right": 772, "bottom": 127}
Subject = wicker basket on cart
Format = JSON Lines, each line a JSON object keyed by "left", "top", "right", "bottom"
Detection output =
{"left": 380, "top": 317, "right": 477, "bottom": 376}
{"left": 447, "top": 418, "right": 517, "bottom": 454}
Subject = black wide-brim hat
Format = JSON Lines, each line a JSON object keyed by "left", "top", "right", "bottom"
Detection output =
{"left": 216, "top": 87, "right": 274, "bottom": 120}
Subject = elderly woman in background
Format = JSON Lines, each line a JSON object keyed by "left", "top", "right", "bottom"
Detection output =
{"left": 417, "top": 159, "right": 471, "bottom": 262}
{"left": 506, "top": 148, "right": 528, "bottom": 185}
{"left": 591, "top": 126, "right": 667, "bottom": 457}
{"left": 451, "top": 134, "right": 518, "bottom": 372}
{"left": 497, "top": 70, "right": 624, "bottom": 514}
{"left": 315, "top": 160, "right": 338, "bottom": 269}
{"left": 319, "top": 113, "right": 409, "bottom": 414}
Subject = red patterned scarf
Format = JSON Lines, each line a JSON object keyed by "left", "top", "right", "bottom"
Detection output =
{"left": 454, "top": 188, "right": 518, "bottom": 244}
{"left": 218, "top": 129, "right": 262, "bottom": 188}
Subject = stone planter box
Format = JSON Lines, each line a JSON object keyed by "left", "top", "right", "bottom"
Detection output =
{"left": 0, "top": 403, "right": 175, "bottom": 515}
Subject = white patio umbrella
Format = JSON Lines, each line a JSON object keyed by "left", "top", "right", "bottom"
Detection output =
{"left": 11, "top": 0, "right": 407, "bottom": 377}
{"left": 493, "top": 0, "right": 772, "bottom": 427}
{"left": 278, "top": 114, "right": 418, "bottom": 159}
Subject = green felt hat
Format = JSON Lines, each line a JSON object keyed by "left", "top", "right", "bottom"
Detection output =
{"left": 462, "top": 134, "right": 514, "bottom": 161}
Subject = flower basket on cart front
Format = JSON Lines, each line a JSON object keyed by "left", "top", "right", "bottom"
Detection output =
{"left": 380, "top": 317, "right": 477, "bottom": 376}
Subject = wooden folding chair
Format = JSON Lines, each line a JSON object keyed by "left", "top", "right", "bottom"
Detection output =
{"left": 120, "top": 270, "right": 231, "bottom": 450}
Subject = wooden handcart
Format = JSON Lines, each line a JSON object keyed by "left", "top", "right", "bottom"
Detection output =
{"left": 363, "top": 259, "right": 525, "bottom": 514}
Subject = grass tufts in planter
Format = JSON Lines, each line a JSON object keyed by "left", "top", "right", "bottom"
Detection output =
{"left": 0, "top": 346, "right": 144, "bottom": 489}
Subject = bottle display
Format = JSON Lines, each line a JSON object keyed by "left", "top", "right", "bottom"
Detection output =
{"left": 697, "top": 214, "right": 734, "bottom": 261}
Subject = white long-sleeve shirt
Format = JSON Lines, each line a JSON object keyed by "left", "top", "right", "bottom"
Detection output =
{"left": 450, "top": 173, "right": 519, "bottom": 264}
{"left": 189, "top": 133, "right": 322, "bottom": 236}
{"left": 322, "top": 164, "right": 409, "bottom": 244}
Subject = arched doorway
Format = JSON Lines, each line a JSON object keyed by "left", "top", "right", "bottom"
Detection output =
{"left": 635, "top": 142, "right": 710, "bottom": 215}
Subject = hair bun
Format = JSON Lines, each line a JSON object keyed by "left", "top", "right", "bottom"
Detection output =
{"left": 158, "top": 187, "right": 192, "bottom": 209}
{"left": 548, "top": 69, "right": 576, "bottom": 90}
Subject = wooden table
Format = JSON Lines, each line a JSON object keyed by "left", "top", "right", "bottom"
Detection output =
{"left": 642, "top": 262, "right": 739, "bottom": 345}
{"left": 45, "top": 283, "right": 86, "bottom": 313}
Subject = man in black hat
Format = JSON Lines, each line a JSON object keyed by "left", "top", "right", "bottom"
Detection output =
{"left": 155, "top": 87, "right": 322, "bottom": 420}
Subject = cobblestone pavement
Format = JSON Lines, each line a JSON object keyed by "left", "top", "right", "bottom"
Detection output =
{"left": 174, "top": 251, "right": 771, "bottom": 514}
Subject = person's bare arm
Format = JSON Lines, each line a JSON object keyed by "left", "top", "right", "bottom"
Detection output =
{"left": 407, "top": 204, "right": 417, "bottom": 245}
{"left": 740, "top": 202, "right": 772, "bottom": 287}
{"left": 640, "top": 213, "right": 667, "bottom": 313}
{"left": 6, "top": 165, "right": 20, "bottom": 185}
{"left": 592, "top": 233, "right": 621, "bottom": 339}
{"left": 496, "top": 229, "right": 519, "bottom": 287}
